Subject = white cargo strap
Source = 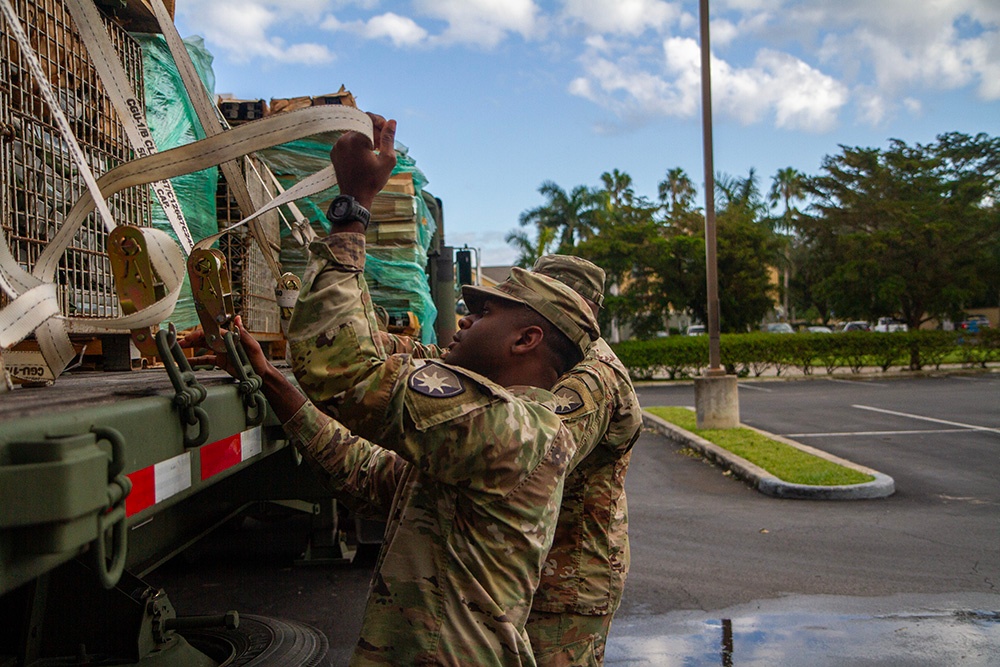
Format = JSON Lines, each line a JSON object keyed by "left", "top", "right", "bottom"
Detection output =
{"left": 1, "top": 106, "right": 370, "bottom": 380}
{"left": 0, "top": 0, "right": 372, "bottom": 381}
{"left": 147, "top": 0, "right": 284, "bottom": 282}
{"left": 61, "top": 0, "right": 194, "bottom": 254}
{"left": 251, "top": 158, "right": 319, "bottom": 247}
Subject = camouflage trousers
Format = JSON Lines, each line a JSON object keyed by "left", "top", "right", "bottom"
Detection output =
{"left": 525, "top": 610, "right": 614, "bottom": 667}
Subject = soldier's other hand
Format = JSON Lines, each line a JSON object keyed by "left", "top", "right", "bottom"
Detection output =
{"left": 331, "top": 113, "right": 396, "bottom": 210}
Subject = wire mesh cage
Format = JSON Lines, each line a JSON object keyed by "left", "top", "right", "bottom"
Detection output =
{"left": 216, "top": 155, "right": 281, "bottom": 337}
{"left": 1, "top": 0, "right": 152, "bottom": 322}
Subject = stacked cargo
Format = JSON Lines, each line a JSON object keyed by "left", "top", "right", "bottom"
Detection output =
{"left": 364, "top": 167, "right": 438, "bottom": 341}
{"left": 255, "top": 91, "right": 440, "bottom": 344}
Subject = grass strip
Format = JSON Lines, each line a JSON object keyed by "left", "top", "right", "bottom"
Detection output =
{"left": 646, "top": 406, "right": 875, "bottom": 486}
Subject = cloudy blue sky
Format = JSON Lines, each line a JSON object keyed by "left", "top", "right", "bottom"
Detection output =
{"left": 173, "top": 0, "right": 1000, "bottom": 266}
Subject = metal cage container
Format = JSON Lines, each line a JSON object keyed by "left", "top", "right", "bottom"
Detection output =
{"left": 216, "top": 155, "right": 281, "bottom": 337}
{"left": 0, "top": 0, "right": 151, "bottom": 320}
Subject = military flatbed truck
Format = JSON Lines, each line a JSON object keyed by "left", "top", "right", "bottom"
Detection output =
{"left": 0, "top": 345, "right": 349, "bottom": 665}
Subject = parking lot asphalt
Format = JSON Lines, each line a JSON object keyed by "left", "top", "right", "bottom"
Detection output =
{"left": 613, "top": 371, "right": 999, "bottom": 665}
{"left": 149, "top": 372, "right": 1000, "bottom": 666}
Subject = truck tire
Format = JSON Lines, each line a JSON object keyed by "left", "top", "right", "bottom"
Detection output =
{"left": 180, "top": 614, "right": 329, "bottom": 666}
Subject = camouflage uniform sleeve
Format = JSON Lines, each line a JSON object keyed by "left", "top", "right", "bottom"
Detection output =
{"left": 593, "top": 339, "right": 643, "bottom": 456}
{"left": 287, "top": 233, "right": 553, "bottom": 494}
{"left": 288, "top": 232, "right": 388, "bottom": 414}
{"left": 381, "top": 331, "right": 445, "bottom": 359}
{"left": 283, "top": 400, "right": 407, "bottom": 519}
{"left": 549, "top": 370, "right": 608, "bottom": 471}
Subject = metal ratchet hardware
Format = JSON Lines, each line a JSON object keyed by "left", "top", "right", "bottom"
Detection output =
{"left": 188, "top": 248, "right": 236, "bottom": 353}
{"left": 107, "top": 225, "right": 164, "bottom": 357}
{"left": 275, "top": 271, "right": 301, "bottom": 328}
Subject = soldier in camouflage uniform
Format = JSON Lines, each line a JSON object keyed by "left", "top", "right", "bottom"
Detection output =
{"left": 382, "top": 255, "right": 642, "bottom": 666}
{"left": 284, "top": 115, "right": 602, "bottom": 666}
{"left": 522, "top": 256, "right": 641, "bottom": 667}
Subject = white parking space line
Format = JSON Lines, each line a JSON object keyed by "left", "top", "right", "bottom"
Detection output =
{"left": 853, "top": 404, "right": 1000, "bottom": 434}
{"left": 785, "top": 428, "right": 975, "bottom": 438}
{"left": 824, "top": 377, "right": 889, "bottom": 387}
{"left": 738, "top": 383, "right": 773, "bottom": 392}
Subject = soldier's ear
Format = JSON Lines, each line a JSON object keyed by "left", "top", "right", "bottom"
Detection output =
{"left": 510, "top": 325, "right": 544, "bottom": 356}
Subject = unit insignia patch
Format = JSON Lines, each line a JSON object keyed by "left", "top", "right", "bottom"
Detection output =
{"left": 552, "top": 386, "right": 584, "bottom": 414}
{"left": 408, "top": 363, "right": 465, "bottom": 398}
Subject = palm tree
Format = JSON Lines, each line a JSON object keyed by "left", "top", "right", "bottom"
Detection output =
{"left": 768, "top": 167, "right": 807, "bottom": 320}
{"left": 518, "top": 181, "right": 597, "bottom": 253}
{"left": 658, "top": 167, "right": 697, "bottom": 215}
{"left": 505, "top": 226, "right": 556, "bottom": 268}
{"left": 768, "top": 167, "right": 806, "bottom": 233}
{"left": 600, "top": 169, "right": 635, "bottom": 210}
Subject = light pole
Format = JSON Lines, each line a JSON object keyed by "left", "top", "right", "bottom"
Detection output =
{"left": 700, "top": 0, "right": 722, "bottom": 376}
{"left": 694, "top": 0, "right": 739, "bottom": 428}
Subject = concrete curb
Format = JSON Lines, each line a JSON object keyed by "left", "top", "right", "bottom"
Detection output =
{"left": 642, "top": 411, "right": 895, "bottom": 500}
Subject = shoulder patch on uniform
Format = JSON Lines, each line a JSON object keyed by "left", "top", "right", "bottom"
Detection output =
{"left": 552, "top": 386, "right": 585, "bottom": 415}
{"left": 408, "top": 362, "right": 465, "bottom": 398}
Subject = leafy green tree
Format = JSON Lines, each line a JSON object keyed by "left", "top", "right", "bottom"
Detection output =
{"left": 800, "top": 132, "right": 1000, "bottom": 328}
{"left": 580, "top": 170, "right": 665, "bottom": 336}
{"left": 685, "top": 170, "right": 780, "bottom": 332}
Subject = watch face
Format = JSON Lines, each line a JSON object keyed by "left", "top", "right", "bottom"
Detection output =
{"left": 333, "top": 199, "right": 350, "bottom": 217}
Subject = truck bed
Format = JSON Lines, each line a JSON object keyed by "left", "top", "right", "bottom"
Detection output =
{"left": 0, "top": 365, "right": 298, "bottom": 595}
{"left": 0, "top": 367, "right": 235, "bottom": 420}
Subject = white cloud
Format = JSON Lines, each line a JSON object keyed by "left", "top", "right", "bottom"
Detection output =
{"left": 561, "top": 0, "right": 681, "bottom": 36}
{"left": 856, "top": 90, "right": 888, "bottom": 125}
{"left": 710, "top": 19, "right": 740, "bottom": 47}
{"left": 176, "top": 0, "right": 334, "bottom": 64}
{"left": 365, "top": 13, "right": 429, "bottom": 46}
{"left": 780, "top": 1, "right": 1000, "bottom": 100}
{"left": 414, "top": 0, "right": 543, "bottom": 48}
{"left": 323, "top": 12, "right": 430, "bottom": 47}
{"left": 571, "top": 36, "right": 847, "bottom": 132}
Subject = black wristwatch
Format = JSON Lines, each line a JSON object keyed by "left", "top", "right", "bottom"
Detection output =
{"left": 326, "top": 195, "right": 371, "bottom": 229}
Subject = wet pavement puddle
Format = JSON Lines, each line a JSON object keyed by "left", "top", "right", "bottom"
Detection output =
{"left": 607, "top": 593, "right": 1000, "bottom": 666}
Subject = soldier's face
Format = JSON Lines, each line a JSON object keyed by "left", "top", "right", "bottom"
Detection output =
{"left": 445, "top": 298, "right": 524, "bottom": 379}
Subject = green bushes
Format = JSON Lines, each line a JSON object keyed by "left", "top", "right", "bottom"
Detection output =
{"left": 612, "top": 330, "right": 999, "bottom": 380}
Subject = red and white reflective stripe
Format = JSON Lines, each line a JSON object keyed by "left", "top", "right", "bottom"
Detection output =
{"left": 125, "top": 427, "right": 263, "bottom": 517}
{"left": 199, "top": 427, "right": 262, "bottom": 481}
{"left": 126, "top": 452, "right": 192, "bottom": 517}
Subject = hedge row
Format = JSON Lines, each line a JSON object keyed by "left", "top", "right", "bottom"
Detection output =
{"left": 612, "top": 329, "right": 1000, "bottom": 380}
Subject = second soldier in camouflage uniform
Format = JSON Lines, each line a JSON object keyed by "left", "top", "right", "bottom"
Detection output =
{"left": 522, "top": 256, "right": 641, "bottom": 667}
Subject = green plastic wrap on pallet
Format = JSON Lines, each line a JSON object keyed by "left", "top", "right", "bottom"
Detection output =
{"left": 133, "top": 34, "right": 220, "bottom": 329}
{"left": 258, "top": 141, "right": 439, "bottom": 343}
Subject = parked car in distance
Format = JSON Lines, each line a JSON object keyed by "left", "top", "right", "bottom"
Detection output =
{"left": 839, "top": 321, "right": 871, "bottom": 332}
{"left": 959, "top": 315, "right": 990, "bottom": 333}
{"left": 764, "top": 322, "right": 795, "bottom": 334}
{"left": 686, "top": 324, "right": 706, "bottom": 336}
{"left": 874, "top": 317, "right": 908, "bottom": 332}
{"left": 806, "top": 326, "right": 834, "bottom": 334}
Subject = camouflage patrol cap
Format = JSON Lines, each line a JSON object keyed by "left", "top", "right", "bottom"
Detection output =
{"left": 462, "top": 268, "right": 600, "bottom": 354}
{"left": 532, "top": 254, "right": 606, "bottom": 308}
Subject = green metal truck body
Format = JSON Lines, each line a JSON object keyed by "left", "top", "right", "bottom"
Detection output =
{"left": 0, "top": 364, "right": 338, "bottom": 665}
